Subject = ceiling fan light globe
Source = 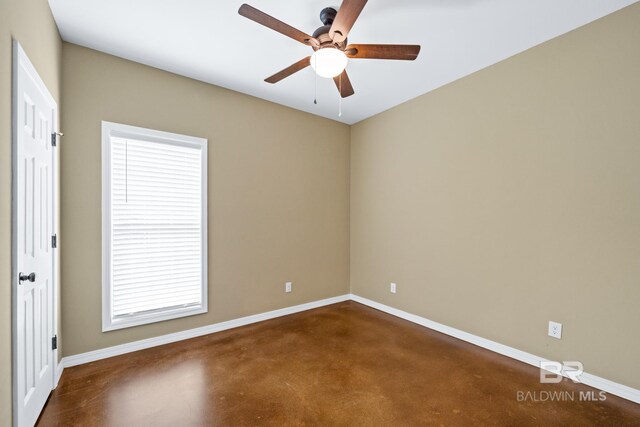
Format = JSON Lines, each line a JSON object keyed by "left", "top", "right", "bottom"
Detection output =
{"left": 310, "top": 48, "right": 348, "bottom": 78}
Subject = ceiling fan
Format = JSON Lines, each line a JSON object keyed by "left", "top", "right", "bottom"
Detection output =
{"left": 238, "top": 0, "right": 421, "bottom": 98}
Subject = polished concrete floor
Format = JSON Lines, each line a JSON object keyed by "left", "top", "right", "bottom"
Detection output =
{"left": 38, "top": 301, "right": 640, "bottom": 426}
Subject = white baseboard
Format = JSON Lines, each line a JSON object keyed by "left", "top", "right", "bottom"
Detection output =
{"left": 62, "top": 294, "right": 350, "bottom": 368}
{"left": 349, "top": 294, "right": 640, "bottom": 405}
{"left": 54, "top": 360, "right": 64, "bottom": 387}
{"left": 57, "top": 292, "right": 639, "bottom": 405}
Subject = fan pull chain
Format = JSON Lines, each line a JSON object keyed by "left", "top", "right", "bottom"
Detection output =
{"left": 313, "top": 54, "right": 318, "bottom": 105}
{"left": 338, "top": 73, "right": 342, "bottom": 117}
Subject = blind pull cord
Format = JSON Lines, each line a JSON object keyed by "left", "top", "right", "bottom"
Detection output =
{"left": 125, "top": 139, "right": 128, "bottom": 203}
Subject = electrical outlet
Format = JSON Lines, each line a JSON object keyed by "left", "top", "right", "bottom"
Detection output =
{"left": 548, "top": 321, "right": 562, "bottom": 339}
{"left": 390, "top": 282, "right": 397, "bottom": 294}
{"left": 285, "top": 282, "right": 292, "bottom": 293}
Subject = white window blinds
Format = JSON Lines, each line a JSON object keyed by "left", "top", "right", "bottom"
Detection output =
{"left": 102, "top": 122, "right": 207, "bottom": 331}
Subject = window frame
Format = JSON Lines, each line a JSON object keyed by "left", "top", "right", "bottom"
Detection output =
{"left": 101, "top": 121, "right": 208, "bottom": 332}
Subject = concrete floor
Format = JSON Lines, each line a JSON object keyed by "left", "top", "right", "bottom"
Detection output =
{"left": 38, "top": 301, "right": 640, "bottom": 426}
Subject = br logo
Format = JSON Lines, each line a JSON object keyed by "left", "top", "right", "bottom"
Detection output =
{"left": 540, "top": 361, "right": 584, "bottom": 383}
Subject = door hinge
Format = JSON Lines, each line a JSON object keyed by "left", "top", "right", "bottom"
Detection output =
{"left": 52, "top": 335, "right": 58, "bottom": 350}
{"left": 51, "top": 131, "right": 63, "bottom": 147}
{"left": 51, "top": 234, "right": 57, "bottom": 248}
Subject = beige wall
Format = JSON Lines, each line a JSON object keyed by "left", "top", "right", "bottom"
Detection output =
{"left": 3, "top": 3, "right": 640, "bottom": 422}
{"left": 0, "top": 0, "right": 61, "bottom": 424}
{"left": 60, "top": 43, "right": 351, "bottom": 356}
{"left": 351, "top": 3, "right": 640, "bottom": 390}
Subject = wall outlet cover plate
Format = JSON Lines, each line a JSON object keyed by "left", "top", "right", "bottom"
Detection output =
{"left": 548, "top": 321, "right": 562, "bottom": 339}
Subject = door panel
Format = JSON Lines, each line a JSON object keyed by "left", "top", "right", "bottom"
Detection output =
{"left": 13, "top": 41, "right": 57, "bottom": 427}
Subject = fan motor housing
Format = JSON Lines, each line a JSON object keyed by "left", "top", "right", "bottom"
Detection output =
{"left": 313, "top": 7, "right": 347, "bottom": 50}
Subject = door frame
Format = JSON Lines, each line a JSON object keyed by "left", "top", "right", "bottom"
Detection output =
{"left": 11, "top": 39, "right": 60, "bottom": 426}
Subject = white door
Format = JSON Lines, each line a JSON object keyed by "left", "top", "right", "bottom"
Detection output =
{"left": 12, "top": 41, "right": 58, "bottom": 427}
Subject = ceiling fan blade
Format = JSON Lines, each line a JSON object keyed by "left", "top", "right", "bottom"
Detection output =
{"left": 333, "top": 70, "right": 355, "bottom": 98}
{"left": 345, "top": 44, "right": 421, "bottom": 60}
{"left": 239, "top": 4, "right": 318, "bottom": 47}
{"left": 265, "top": 57, "right": 311, "bottom": 84}
{"left": 329, "top": 0, "right": 368, "bottom": 44}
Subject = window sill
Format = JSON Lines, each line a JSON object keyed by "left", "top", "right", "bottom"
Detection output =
{"left": 102, "top": 304, "right": 207, "bottom": 332}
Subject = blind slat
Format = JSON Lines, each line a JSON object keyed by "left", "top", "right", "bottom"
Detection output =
{"left": 113, "top": 271, "right": 201, "bottom": 285}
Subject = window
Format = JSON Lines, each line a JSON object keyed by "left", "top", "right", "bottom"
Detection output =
{"left": 102, "top": 121, "right": 207, "bottom": 331}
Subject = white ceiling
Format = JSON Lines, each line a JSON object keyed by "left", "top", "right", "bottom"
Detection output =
{"left": 49, "top": 0, "right": 637, "bottom": 124}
